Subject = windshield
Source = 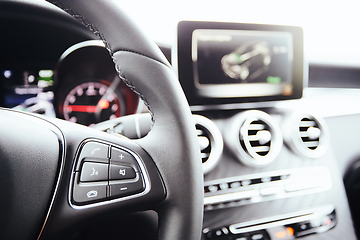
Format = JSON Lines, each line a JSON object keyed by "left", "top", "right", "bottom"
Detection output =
{"left": 119, "top": 0, "right": 360, "bottom": 67}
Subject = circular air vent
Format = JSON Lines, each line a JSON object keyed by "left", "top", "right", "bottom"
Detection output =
{"left": 227, "top": 110, "right": 282, "bottom": 167}
{"left": 284, "top": 113, "right": 329, "bottom": 158}
{"left": 193, "top": 115, "right": 223, "bottom": 174}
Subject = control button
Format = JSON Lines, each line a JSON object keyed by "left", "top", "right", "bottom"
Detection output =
{"left": 249, "top": 230, "right": 269, "bottom": 240}
{"left": 208, "top": 185, "right": 218, "bottom": 193}
{"left": 230, "top": 181, "right": 241, "bottom": 188}
{"left": 73, "top": 180, "right": 108, "bottom": 204}
{"left": 110, "top": 164, "right": 136, "bottom": 180}
{"left": 220, "top": 183, "right": 229, "bottom": 190}
{"left": 110, "top": 147, "right": 140, "bottom": 171}
{"left": 296, "top": 222, "right": 312, "bottom": 232}
{"left": 259, "top": 186, "right": 284, "bottom": 196}
{"left": 109, "top": 175, "right": 145, "bottom": 199}
{"left": 80, "top": 162, "right": 109, "bottom": 182}
{"left": 234, "top": 233, "right": 250, "bottom": 240}
{"left": 214, "top": 229, "right": 223, "bottom": 237}
{"left": 76, "top": 142, "right": 109, "bottom": 171}
{"left": 241, "top": 179, "right": 251, "bottom": 186}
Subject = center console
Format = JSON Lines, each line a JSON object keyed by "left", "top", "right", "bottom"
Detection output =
{"left": 174, "top": 21, "right": 357, "bottom": 240}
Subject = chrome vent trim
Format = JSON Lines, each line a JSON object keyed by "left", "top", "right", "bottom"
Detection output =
{"left": 227, "top": 110, "right": 282, "bottom": 167}
{"left": 193, "top": 115, "right": 223, "bottom": 174}
{"left": 285, "top": 113, "right": 329, "bottom": 158}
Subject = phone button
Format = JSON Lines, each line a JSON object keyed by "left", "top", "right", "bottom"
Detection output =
{"left": 80, "top": 162, "right": 109, "bottom": 182}
{"left": 76, "top": 142, "right": 109, "bottom": 171}
{"left": 73, "top": 179, "right": 108, "bottom": 204}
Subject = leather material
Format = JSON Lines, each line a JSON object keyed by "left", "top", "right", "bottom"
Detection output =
{"left": 46, "top": 0, "right": 204, "bottom": 239}
{"left": 0, "top": 110, "right": 61, "bottom": 240}
{"left": 48, "top": 0, "right": 170, "bottom": 68}
{"left": 114, "top": 52, "right": 204, "bottom": 239}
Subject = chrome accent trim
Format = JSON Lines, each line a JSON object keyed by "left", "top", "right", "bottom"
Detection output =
{"left": 193, "top": 115, "right": 224, "bottom": 174}
{"left": 171, "top": 21, "right": 179, "bottom": 82}
{"left": 20, "top": 115, "right": 66, "bottom": 240}
{"left": 59, "top": 40, "right": 105, "bottom": 62}
{"left": 135, "top": 99, "right": 145, "bottom": 114}
{"left": 204, "top": 189, "right": 259, "bottom": 205}
{"left": 190, "top": 99, "right": 285, "bottom": 112}
{"left": 68, "top": 139, "right": 151, "bottom": 209}
{"left": 134, "top": 114, "right": 141, "bottom": 138}
{"left": 229, "top": 204, "right": 335, "bottom": 234}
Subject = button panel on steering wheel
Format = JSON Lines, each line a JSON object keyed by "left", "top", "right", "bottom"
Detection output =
{"left": 72, "top": 140, "right": 146, "bottom": 205}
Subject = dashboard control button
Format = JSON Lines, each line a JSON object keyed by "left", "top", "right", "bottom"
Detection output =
{"left": 208, "top": 185, "right": 218, "bottom": 193}
{"left": 259, "top": 186, "right": 283, "bottom": 197}
{"left": 110, "top": 164, "right": 136, "bottom": 180}
{"left": 73, "top": 181, "right": 108, "bottom": 204}
{"left": 294, "top": 221, "right": 312, "bottom": 232}
{"left": 230, "top": 181, "right": 241, "bottom": 189}
{"left": 76, "top": 142, "right": 109, "bottom": 171}
{"left": 110, "top": 147, "right": 139, "bottom": 171}
{"left": 80, "top": 162, "right": 109, "bottom": 182}
{"left": 249, "top": 230, "right": 269, "bottom": 240}
{"left": 234, "top": 234, "right": 250, "bottom": 240}
{"left": 219, "top": 183, "right": 229, "bottom": 190}
{"left": 109, "top": 175, "right": 145, "bottom": 199}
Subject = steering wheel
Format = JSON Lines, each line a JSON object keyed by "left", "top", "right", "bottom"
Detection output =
{"left": 0, "top": 0, "right": 203, "bottom": 239}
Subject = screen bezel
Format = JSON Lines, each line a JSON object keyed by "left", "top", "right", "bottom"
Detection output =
{"left": 175, "top": 21, "right": 304, "bottom": 106}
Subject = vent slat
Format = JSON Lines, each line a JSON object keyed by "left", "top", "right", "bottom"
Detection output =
{"left": 299, "top": 121, "right": 316, "bottom": 127}
{"left": 300, "top": 132, "right": 309, "bottom": 137}
{"left": 248, "top": 135, "right": 260, "bottom": 141}
{"left": 196, "top": 129, "right": 204, "bottom": 135}
{"left": 303, "top": 141, "right": 319, "bottom": 148}
{"left": 252, "top": 146, "right": 270, "bottom": 152}
{"left": 248, "top": 124, "right": 265, "bottom": 130}
{"left": 201, "top": 152, "right": 210, "bottom": 159}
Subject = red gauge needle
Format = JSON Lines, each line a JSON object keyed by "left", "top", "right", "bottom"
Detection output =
{"left": 65, "top": 105, "right": 98, "bottom": 113}
{"left": 66, "top": 100, "right": 110, "bottom": 113}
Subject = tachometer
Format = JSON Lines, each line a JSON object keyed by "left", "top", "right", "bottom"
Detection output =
{"left": 63, "top": 81, "right": 125, "bottom": 126}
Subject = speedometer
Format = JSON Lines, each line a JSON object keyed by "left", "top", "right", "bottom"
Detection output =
{"left": 63, "top": 81, "right": 125, "bottom": 126}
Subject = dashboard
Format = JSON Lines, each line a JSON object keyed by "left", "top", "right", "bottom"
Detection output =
{"left": 1, "top": 1, "right": 360, "bottom": 240}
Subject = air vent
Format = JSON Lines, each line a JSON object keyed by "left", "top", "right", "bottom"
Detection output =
{"left": 227, "top": 110, "right": 282, "bottom": 167}
{"left": 285, "top": 113, "right": 329, "bottom": 158}
{"left": 193, "top": 115, "right": 223, "bottom": 174}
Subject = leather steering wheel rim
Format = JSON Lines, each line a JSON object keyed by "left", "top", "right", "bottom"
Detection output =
{"left": 45, "top": 0, "right": 203, "bottom": 239}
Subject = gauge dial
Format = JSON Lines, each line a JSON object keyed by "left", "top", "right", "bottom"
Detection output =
{"left": 63, "top": 82, "right": 125, "bottom": 126}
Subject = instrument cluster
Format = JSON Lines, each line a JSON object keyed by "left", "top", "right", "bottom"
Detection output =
{"left": 1, "top": 40, "right": 141, "bottom": 126}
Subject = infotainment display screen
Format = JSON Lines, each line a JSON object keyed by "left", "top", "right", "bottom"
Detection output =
{"left": 175, "top": 21, "right": 304, "bottom": 106}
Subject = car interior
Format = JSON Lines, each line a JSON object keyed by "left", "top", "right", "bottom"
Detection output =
{"left": 1, "top": 1, "right": 360, "bottom": 240}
